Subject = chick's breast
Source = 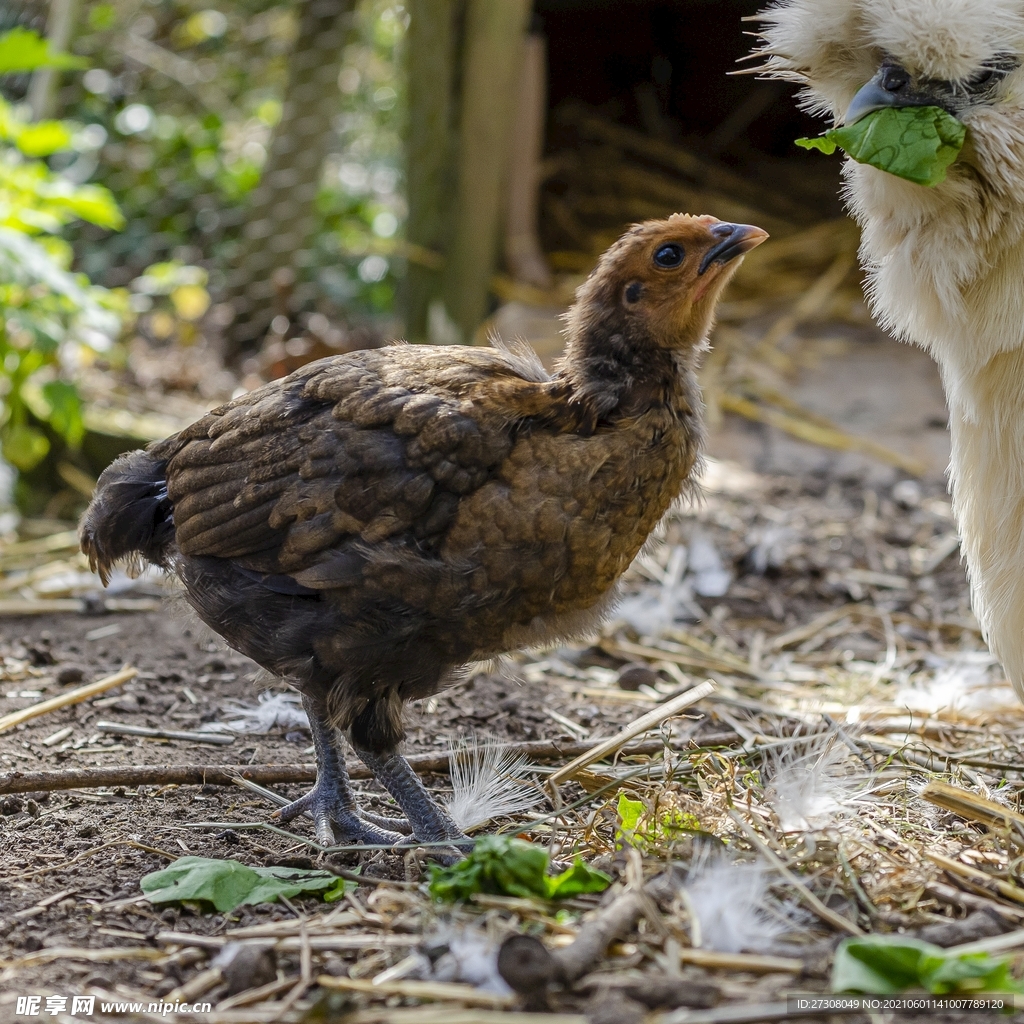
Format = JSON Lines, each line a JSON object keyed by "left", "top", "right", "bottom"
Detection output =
{"left": 444, "top": 395, "right": 699, "bottom": 627}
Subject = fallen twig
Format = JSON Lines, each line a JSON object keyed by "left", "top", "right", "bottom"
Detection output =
{"left": 549, "top": 679, "right": 715, "bottom": 784}
{"left": 317, "top": 975, "right": 516, "bottom": 1009}
{"left": 946, "top": 927, "right": 1024, "bottom": 958}
{"left": 0, "top": 666, "right": 137, "bottom": 735}
{"left": 155, "top": 931, "right": 420, "bottom": 952}
{"left": 677, "top": 949, "right": 803, "bottom": 973}
{"left": 0, "top": 763, "right": 316, "bottom": 795}
{"left": 924, "top": 881, "right": 1024, "bottom": 922}
{"left": 925, "top": 851, "right": 1024, "bottom": 907}
{"left": 0, "top": 734, "right": 727, "bottom": 795}
{"left": 96, "top": 720, "right": 236, "bottom": 746}
{"left": 921, "top": 781, "right": 1024, "bottom": 845}
{"left": 1, "top": 945, "right": 165, "bottom": 969}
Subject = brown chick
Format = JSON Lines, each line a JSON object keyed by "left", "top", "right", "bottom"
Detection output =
{"left": 80, "top": 214, "right": 767, "bottom": 853}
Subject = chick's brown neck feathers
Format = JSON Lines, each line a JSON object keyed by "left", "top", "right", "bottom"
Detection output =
{"left": 557, "top": 217, "right": 764, "bottom": 426}
{"left": 79, "top": 214, "right": 765, "bottom": 853}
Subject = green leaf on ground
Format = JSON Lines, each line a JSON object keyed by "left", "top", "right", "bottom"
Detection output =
{"left": 427, "top": 835, "right": 611, "bottom": 902}
{"left": 617, "top": 793, "right": 645, "bottom": 835}
{"left": 615, "top": 791, "right": 704, "bottom": 852}
{"left": 0, "top": 28, "right": 88, "bottom": 75}
{"left": 545, "top": 857, "right": 614, "bottom": 898}
{"left": 140, "top": 857, "right": 353, "bottom": 912}
{"left": 796, "top": 106, "right": 966, "bottom": 186}
{"left": 832, "top": 936, "right": 1023, "bottom": 995}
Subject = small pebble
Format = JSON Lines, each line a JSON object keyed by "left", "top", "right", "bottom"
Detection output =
{"left": 56, "top": 666, "right": 85, "bottom": 685}
{"left": 216, "top": 942, "right": 277, "bottom": 995}
{"left": 616, "top": 664, "right": 657, "bottom": 691}
{"left": 1, "top": 796, "right": 23, "bottom": 816}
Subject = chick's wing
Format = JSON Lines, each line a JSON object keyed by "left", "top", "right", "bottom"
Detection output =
{"left": 153, "top": 346, "right": 552, "bottom": 581}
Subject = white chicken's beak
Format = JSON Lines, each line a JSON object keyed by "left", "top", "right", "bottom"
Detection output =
{"left": 845, "top": 61, "right": 948, "bottom": 125}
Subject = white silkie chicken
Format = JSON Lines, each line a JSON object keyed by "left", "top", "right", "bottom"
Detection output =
{"left": 754, "top": 0, "right": 1024, "bottom": 696}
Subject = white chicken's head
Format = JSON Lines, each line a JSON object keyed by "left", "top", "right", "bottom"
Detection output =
{"left": 754, "top": 0, "right": 1024, "bottom": 125}
{"left": 755, "top": 0, "right": 1024, "bottom": 387}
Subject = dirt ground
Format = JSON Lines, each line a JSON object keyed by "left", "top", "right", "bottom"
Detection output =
{"left": 2, "top": 330, "right": 1017, "bottom": 1024}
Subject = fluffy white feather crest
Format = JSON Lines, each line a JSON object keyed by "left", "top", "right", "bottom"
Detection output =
{"left": 757, "top": 0, "right": 1024, "bottom": 113}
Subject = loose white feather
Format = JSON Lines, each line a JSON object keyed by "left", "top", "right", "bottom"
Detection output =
{"left": 443, "top": 734, "right": 543, "bottom": 831}
{"left": 204, "top": 691, "right": 310, "bottom": 734}
{"left": 764, "top": 732, "right": 869, "bottom": 833}
{"left": 896, "top": 652, "right": 1017, "bottom": 712}
{"left": 427, "top": 922, "right": 513, "bottom": 994}
{"left": 685, "top": 850, "right": 788, "bottom": 953}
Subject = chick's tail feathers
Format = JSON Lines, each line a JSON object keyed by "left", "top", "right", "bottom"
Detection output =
{"left": 79, "top": 449, "right": 175, "bottom": 585}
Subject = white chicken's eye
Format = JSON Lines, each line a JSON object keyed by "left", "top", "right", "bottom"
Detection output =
{"left": 653, "top": 243, "right": 684, "bottom": 268}
{"left": 966, "top": 55, "right": 1018, "bottom": 91}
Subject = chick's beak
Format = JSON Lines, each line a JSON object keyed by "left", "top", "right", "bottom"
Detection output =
{"left": 845, "top": 61, "right": 949, "bottom": 125}
{"left": 698, "top": 222, "right": 769, "bottom": 275}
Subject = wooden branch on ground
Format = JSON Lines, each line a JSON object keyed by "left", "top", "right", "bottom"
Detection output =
{"left": 0, "top": 763, "right": 318, "bottom": 795}
{"left": 498, "top": 871, "right": 689, "bottom": 993}
{"left": 0, "top": 732, "right": 740, "bottom": 795}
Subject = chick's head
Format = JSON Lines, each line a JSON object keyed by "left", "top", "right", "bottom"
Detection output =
{"left": 571, "top": 214, "right": 768, "bottom": 351}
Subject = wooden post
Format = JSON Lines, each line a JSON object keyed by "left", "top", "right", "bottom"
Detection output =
{"left": 28, "top": 0, "right": 81, "bottom": 119}
{"left": 442, "top": 0, "right": 531, "bottom": 344}
{"left": 504, "top": 33, "right": 551, "bottom": 289}
{"left": 404, "top": 0, "right": 459, "bottom": 344}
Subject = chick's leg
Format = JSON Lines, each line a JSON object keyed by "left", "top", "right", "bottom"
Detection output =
{"left": 275, "top": 695, "right": 405, "bottom": 846}
{"left": 352, "top": 745, "right": 468, "bottom": 846}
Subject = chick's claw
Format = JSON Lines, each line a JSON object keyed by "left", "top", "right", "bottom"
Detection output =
{"left": 359, "top": 810, "right": 413, "bottom": 835}
{"left": 274, "top": 783, "right": 405, "bottom": 848}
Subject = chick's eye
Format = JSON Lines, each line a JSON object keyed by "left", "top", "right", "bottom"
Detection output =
{"left": 653, "top": 243, "right": 684, "bottom": 268}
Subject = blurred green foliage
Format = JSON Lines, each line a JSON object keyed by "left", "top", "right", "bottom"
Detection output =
{"left": 0, "top": 1, "right": 409, "bottom": 509}
{"left": 64, "top": 0, "right": 408, "bottom": 317}
{"left": 0, "top": 26, "right": 88, "bottom": 74}
{"left": 0, "top": 30, "right": 126, "bottom": 482}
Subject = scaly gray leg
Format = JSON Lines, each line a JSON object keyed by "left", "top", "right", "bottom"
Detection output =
{"left": 353, "top": 745, "right": 470, "bottom": 850}
{"left": 275, "top": 695, "right": 406, "bottom": 846}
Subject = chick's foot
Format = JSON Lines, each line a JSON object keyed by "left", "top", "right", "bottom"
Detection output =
{"left": 275, "top": 781, "right": 404, "bottom": 847}
{"left": 354, "top": 745, "right": 471, "bottom": 860}
{"left": 278, "top": 693, "right": 404, "bottom": 847}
